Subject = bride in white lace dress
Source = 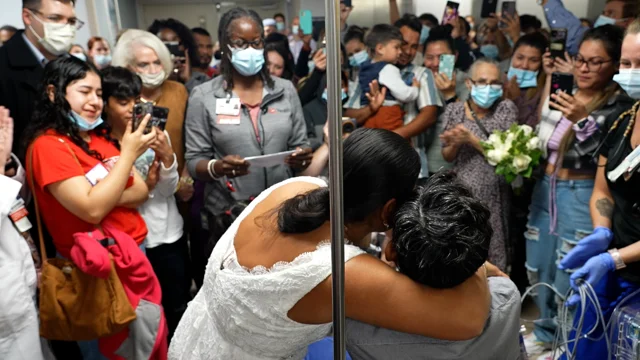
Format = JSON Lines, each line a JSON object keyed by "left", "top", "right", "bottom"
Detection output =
{"left": 169, "top": 124, "right": 491, "bottom": 359}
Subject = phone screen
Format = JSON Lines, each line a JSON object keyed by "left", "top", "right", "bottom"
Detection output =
{"left": 441, "top": 1, "right": 460, "bottom": 25}
{"left": 164, "top": 41, "right": 185, "bottom": 62}
{"left": 550, "top": 72, "right": 574, "bottom": 109}
{"left": 151, "top": 106, "right": 169, "bottom": 132}
{"left": 439, "top": 54, "right": 456, "bottom": 79}
{"left": 550, "top": 29, "right": 568, "bottom": 58}
{"left": 500, "top": 1, "right": 516, "bottom": 28}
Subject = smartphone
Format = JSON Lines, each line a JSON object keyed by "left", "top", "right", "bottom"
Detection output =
{"left": 133, "top": 102, "right": 153, "bottom": 132}
{"left": 164, "top": 41, "right": 185, "bottom": 62}
{"left": 151, "top": 106, "right": 169, "bottom": 132}
{"left": 481, "top": 0, "right": 498, "bottom": 18}
{"left": 550, "top": 72, "right": 574, "bottom": 110}
{"left": 441, "top": 1, "right": 459, "bottom": 25}
{"left": 550, "top": 28, "right": 568, "bottom": 58}
{"left": 500, "top": 1, "right": 517, "bottom": 28}
{"left": 439, "top": 54, "right": 456, "bottom": 79}
{"left": 300, "top": 10, "right": 313, "bottom": 36}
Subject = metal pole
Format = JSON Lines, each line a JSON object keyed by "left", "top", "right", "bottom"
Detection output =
{"left": 324, "top": 0, "right": 346, "bottom": 359}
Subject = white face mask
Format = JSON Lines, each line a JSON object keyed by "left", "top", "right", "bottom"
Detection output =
{"left": 29, "top": 11, "right": 76, "bottom": 56}
{"left": 138, "top": 70, "right": 166, "bottom": 89}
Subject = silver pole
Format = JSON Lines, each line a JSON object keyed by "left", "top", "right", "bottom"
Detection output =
{"left": 324, "top": 0, "right": 346, "bottom": 358}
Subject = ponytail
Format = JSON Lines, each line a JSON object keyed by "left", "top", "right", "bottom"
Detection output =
{"left": 278, "top": 187, "right": 330, "bottom": 233}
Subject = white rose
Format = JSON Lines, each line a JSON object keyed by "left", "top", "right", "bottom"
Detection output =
{"left": 488, "top": 133, "right": 501, "bottom": 146}
{"left": 513, "top": 154, "right": 532, "bottom": 173}
{"left": 504, "top": 133, "right": 516, "bottom": 149}
{"left": 520, "top": 125, "right": 533, "bottom": 137}
{"left": 526, "top": 136, "right": 541, "bottom": 151}
{"left": 487, "top": 147, "right": 509, "bottom": 166}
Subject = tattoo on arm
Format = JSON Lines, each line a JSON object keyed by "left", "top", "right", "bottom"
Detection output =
{"left": 596, "top": 198, "right": 614, "bottom": 220}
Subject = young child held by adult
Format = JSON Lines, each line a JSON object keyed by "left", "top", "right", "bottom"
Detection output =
{"left": 358, "top": 24, "right": 420, "bottom": 131}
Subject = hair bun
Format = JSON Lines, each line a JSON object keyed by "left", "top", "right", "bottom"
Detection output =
{"left": 278, "top": 187, "right": 330, "bottom": 234}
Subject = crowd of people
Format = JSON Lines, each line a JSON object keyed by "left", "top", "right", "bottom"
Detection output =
{"left": 1, "top": 0, "right": 640, "bottom": 359}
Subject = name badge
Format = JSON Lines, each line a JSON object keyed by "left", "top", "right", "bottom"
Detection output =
{"left": 9, "top": 197, "right": 32, "bottom": 233}
{"left": 216, "top": 98, "right": 241, "bottom": 116}
{"left": 85, "top": 163, "right": 109, "bottom": 186}
{"left": 217, "top": 115, "right": 241, "bottom": 125}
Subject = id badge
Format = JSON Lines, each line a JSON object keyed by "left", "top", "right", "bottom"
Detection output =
{"left": 217, "top": 115, "right": 241, "bottom": 125}
{"left": 85, "top": 163, "right": 109, "bottom": 186}
{"left": 215, "top": 98, "right": 241, "bottom": 116}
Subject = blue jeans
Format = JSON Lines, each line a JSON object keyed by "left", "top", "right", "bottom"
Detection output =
{"left": 525, "top": 175, "right": 594, "bottom": 343}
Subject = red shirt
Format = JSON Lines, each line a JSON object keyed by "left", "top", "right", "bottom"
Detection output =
{"left": 28, "top": 131, "right": 148, "bottom": 258}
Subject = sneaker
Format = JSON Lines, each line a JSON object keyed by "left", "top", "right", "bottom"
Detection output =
{"left": 523, "top": 333, "right": 552, "bottom": 357}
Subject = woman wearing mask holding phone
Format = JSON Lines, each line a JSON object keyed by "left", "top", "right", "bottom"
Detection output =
{"left": 112, "top": 29, "right": 195, "bottom": 205}
{"left": 554, "top": 20, "right": 640, "bottom": 359}
{"left": 523, "top": 25, "right": 625, "bottom": 358}
{"left": 440, "top": 58, "right": 518, "bottom": 271}
{"left": 184, "top": 8, "right": 312, "bottom": 265}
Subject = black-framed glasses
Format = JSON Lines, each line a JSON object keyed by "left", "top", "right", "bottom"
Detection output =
{"left": 228, "top": 39, "right": 264, "bottom": 50}
{"left": 469, "top": 79, "right": 503, "bottom": 90}
{"left": 573, "top": 55, "right": 613, "bottom": 73}
{"left": 28, "top": 8, "right": 85, "bottom": 30}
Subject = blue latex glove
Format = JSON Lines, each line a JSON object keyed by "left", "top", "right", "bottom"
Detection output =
{"left": 566, "top": 252, "right": 615, "bottom": 306}
{"left": 559, "top": 227, "right": 613, "bottom": 270}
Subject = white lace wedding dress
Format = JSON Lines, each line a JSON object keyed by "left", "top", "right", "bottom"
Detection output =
{"left": 168, "top": 177, "right": 365, "bottom": 360}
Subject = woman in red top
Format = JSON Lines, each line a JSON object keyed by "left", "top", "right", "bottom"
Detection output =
{"left": 24, "top": 57, "right": 156, "bottom": 259}
{"left": 24, "top": 56, "right": 159, "bottom": 360}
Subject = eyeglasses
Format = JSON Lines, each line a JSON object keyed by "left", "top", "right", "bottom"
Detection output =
{"left": 229, "top": 38, "right": 264, "bottom": 50}
{"left": 28, "top": 9, "right": 85, "bottom": 30}
{"left": 469, "top": 79, "right": 502, "bottom": 90}
{"left": 573, "top": 55, "right": 613, "bottom": 73}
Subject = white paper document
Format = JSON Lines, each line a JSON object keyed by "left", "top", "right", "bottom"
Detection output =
{"left": 245, "top": 150, "right": 296, "bottom": 168}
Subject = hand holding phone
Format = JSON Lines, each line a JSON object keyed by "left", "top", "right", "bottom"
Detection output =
{"left": 549, "top": 72, "right": 574, "bottom": 109}
{"left": 300, "top": 10, "right": 313, "bottom": 36}
{"left": 500, "top": 1, "right": 516, "bottom": 29}
{"left": 442, "top": 1, "right": 460, "bottom": 25}
{"left": 439, "top": 54, "right": 456, "bottom": 79}
{"left": 550, "top": 29, "right": 568, "bottom": 58}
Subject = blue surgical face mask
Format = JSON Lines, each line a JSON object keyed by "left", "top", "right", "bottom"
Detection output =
{"left": 507, "top": 66, "right": 539, "bottom": 88}
{"left": 480, "top": 44, "right": 500, "bottom": 60}
{"left": 614, "top": 68, "right": 640, "bottom": 99}
{"left": 276, "top": 22, "right": 286, "bottom": 31}
{"left": 71, "top": 52, "right": 86, "bottom": 62}
{"left": 420, "top": 25, "right": 431, "bottom": 45}
{"left": 322, "top": 88, "right": 348, "bottom": 103}
{"left": 594, "top": 15, "right": 617, "bottom": 28}
{"left": 93, "top": 54, "right": 112, "bottom": 68}
{"left": 68, "top": 110, "right": 103, "bottom": 131}
{"left": 228, "top": 45, "right": 264, "bottom": 76}
{"left": 292, "top": 25, "right": 300, "bottom": 34}
{"left": 471, "top": 85, "right": 503, "bottom": 109}
{"left": 349, "top": 49, "right": 369, "bottom": 68}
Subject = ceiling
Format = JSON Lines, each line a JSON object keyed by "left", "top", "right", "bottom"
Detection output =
{"left": 137, "top": 0, "right": 284, "bottom": 5}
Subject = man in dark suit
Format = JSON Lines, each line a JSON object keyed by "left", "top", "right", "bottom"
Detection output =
{"left": 0, "top": 0, "right": 78, "bottom": 159}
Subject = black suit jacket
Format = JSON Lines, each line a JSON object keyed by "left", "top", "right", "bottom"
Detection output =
{"left": 0, "top": 30, "right": 45, "bottom": 160}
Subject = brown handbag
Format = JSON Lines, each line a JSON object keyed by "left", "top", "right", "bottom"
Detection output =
{"left": 28, "top": 138, "right": 137, "bottom": 341}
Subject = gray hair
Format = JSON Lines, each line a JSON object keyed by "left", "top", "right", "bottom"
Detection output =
{"left": 468, "top": 58, "right": 500, "bottom": 79}
{"left": 111, "top": 29, "right": 173, "bottom": 82}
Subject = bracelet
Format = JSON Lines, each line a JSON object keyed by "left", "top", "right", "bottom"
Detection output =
{"left": 445, "top": 95, "right": 458, "bottom": 105}
{"left": 608, "top": 248, "right": 627, "bottom": 270}
{"left": 208, "top": 159, "right": 222, "bottom": 179}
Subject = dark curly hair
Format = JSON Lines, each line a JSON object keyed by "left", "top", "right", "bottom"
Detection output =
{"left": 265, "top": 35, "right": 295, "bottom": 81}
{"left": 23, "top": 56, "right": 115, "bottom": 160}
{"left": 218, "top": 8, "right": 274, "bottom": 93}
{"left": 393, "top": 171, "right": 492, "bottom": 289}
{"left": 148, "top": 18, "right": 202, "bottom": 70}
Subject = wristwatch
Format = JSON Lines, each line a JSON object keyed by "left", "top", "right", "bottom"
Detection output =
{"left": 608, "top": 249, "right": 627, "bottom": 270}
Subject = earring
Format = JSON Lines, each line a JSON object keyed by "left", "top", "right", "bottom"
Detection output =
{"left": 383, "top": 222, "right": 389, "bottom": 229}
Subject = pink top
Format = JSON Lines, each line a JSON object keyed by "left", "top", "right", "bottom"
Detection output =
{"left": 547, "top": 116, "right": 599, "bottom": 165}
{"left": 243, "top": 102, "right": 263, "bottom": 143}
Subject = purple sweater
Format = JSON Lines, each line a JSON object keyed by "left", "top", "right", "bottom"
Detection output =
{"left": 547, "top": 116, "right": 599, "bottom": 165}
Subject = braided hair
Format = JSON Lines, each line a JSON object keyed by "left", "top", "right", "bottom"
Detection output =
{"left": 23, "top": 56, "right": 117, "bottom": 160}
{"left": 218, "top": 8, "right": 274, "bottom": 93}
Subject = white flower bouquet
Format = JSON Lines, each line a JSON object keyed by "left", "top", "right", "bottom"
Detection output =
{"left": 481, "top": 124, "right": 543, "bottom": 184}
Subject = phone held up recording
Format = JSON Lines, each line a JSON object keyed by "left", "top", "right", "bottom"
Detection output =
{"left": 133, "top": 103, "right": 170, "bottom": 134}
